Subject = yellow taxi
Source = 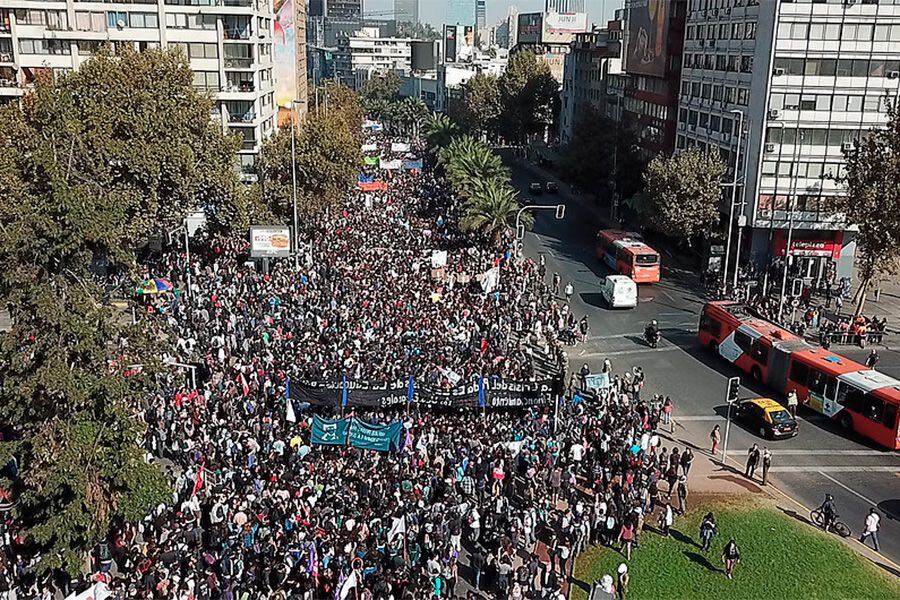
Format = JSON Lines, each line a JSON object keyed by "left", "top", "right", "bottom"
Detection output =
{"left": 736, "top": 397, "right": 799, "bottom": 440}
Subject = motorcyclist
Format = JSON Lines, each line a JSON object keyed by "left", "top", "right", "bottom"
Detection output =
{"left": 644, "top": 320, "right": 660, "bottom": 345}
{"left": 819, "top": 493, "right": 837, "bottom": 531}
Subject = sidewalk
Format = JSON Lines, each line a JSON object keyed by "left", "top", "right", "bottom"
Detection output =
{"left": 658, "top": 428, "right": 900, "bottom": 578}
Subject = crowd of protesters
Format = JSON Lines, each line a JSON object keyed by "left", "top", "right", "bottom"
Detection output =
{"left": 2, "top": 131, "right": 707, "bottom": 600}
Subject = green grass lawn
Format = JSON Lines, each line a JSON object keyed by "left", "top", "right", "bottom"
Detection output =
{"left": 571, "top": 502, "right": 900, "bottom": 600}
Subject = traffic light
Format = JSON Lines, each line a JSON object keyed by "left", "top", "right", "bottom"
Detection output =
{"left": 555, "top": 204, "right": 566, "bottom": 220}
{"left": 791, "top": 278, "right": 803, "bottom": 297}
{"left": 726, "top": 376, "right": 741, "bottom": 403}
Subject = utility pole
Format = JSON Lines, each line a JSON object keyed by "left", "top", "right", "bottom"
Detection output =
{"left": 779, "top": 130, "right": 804, "bottom": 322}
{"left": 722, "top": 109, "right": 744, "bottom": 291}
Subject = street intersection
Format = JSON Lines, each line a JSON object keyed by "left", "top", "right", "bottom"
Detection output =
{"left": 510, "top": 161, "right": 900, "bottom": 568}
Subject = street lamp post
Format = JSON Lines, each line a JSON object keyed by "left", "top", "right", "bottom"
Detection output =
{"left": 778, "top": 130, "right": 804, "bottom": 322}
{"left": 284, "top": 101, "right": 301, "bottom": 271}
{"left": 763, "top": 121, "right": 786, "bottom": 297}
{"left": 722, "top": 109, "right": 745, "bottom": 291}
{"left": 168, "top": 218, "right": 191, "bottom": 298}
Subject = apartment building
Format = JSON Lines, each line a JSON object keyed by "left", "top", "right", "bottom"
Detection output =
{"left": 677, "top": 0, "right": 900, "bottom": 281}
{"left": 559, "top": 24, "right": 623, "bottom": 144}
{"left": 334, "top": 27, "right": 412, "bottom": 88}
{"left": 0, "top": 1, "right": 276, "bottom": 173}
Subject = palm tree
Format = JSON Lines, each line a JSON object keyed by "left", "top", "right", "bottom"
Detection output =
{"left": 440, "top": 136, "right": 510, "bottom": 199}
{"left": 423, "top": 113, "right": 460, "bottom": 152}
{"left": 460, "top": 177, "right": 532, "bottom": 240}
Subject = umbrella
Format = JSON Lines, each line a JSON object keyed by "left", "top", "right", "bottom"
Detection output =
{"left": 136, "top": 277, "right": 174, "bottom": 295}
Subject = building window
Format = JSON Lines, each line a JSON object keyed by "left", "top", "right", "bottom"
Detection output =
{"left": 107, "top": 12, "right": 129, "bottom": 28}
{"left": 130, "top": 13, "right": 159, "bottom": 28}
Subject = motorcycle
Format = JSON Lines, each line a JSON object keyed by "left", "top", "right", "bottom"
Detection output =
{"left": 645, "top": 329, "right": 660, "bottom": 348}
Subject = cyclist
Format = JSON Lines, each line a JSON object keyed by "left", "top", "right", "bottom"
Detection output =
{"left": 818, "top": 493, "right": 837, "bottom": 532}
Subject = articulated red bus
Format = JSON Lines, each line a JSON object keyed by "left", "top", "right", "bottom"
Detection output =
{"left": 699, "top": 301, "right": 900, "bottom": 450}
{"left": 596, "top": 230, "right": 661, "bottom": 284}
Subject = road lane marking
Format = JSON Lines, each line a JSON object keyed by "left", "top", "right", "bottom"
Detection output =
{"left": 575, "top": 346, "right": 682, "bottom": 359}
{"left": 727, "top": 450, "right": 898, "bottom": 457}
{"left": 818, "top": 471, "right": 885, "bottom": 511}
{"left": 768, "top": 466, "right": 899, "bottom": 473}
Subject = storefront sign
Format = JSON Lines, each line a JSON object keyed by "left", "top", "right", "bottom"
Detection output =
{"left": 771, "top": 231, "right": 843, "bottom": 259}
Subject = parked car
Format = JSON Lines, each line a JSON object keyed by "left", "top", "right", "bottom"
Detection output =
{"left": 529, "top": 182, "right": 543, "bottom": 196}
{"left": 545, "top": 181, "right": 560, "bottom": 193}
{"left": 736, "top": 397, "right": 799, "bottom": 439}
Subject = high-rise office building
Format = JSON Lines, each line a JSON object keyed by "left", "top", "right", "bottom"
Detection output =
{"left": 0, "top": 1, "right": 277, "bottom": 173}
{"left": 446, "top": 0, "right": 476, "bottom": 27}
{"left": 547, "top": 0, "right": 585, "bottom": 13}
{"left": 675, "top": 0, "right": 900, "bottom": 280}
{"left": 395, "top": 0, "right": 419, "bottom": 24}
{"left": 476, "top": 0, "right": 486, "bottom": 31}
{"left": 322, "top": 0, "right": 364, "bottom": 20}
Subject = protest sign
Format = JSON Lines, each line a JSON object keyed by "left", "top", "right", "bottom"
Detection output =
{"left": 348, "top": 418, "right": 403, "bottom": 451}
{"left": 310, "top": 416, "right": 351, "bottom": 445}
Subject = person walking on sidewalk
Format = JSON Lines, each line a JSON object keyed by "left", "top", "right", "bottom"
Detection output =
{"left": 859, "top": 508, "right": 881, "bottom": 552}
{"left": 662, "top": 396, "right": 675, "bottom": 433}
{"left": 680, "top": 447, "right": 694, "bottom": 478}
{"left": 658, "top": 503, "right": 674, "bottom": 537}
{"left": 761, "top": 447, "right": 772, "bottom": 486}
{"left": 564, "top": 281, "right": 574, "bottom": 304}
{"left": 710, "top": 424, "right": 721, "bottom": 455}
{"left": 745, "top": 444, "right": 761, "bottom": 480}
{"left": 786, "top": 388, "right": 798, "bottom": 418}
{"left": 552, "top": 272, "right": 561, "bottom": 296}
{"left": 866, "top": 349, "right": 879, "bottom": 370}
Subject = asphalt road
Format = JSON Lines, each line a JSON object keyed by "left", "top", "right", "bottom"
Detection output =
{"left": 509, "top": 161, "right": 900, "bottom": 569}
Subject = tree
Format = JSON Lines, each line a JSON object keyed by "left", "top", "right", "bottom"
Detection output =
{"left": 439, "top": 136, "right": 509, "bottom": 200}
{"left": 423, "top": 113, "right": 461, "bottom": 153}
{"left": 0, "top": 46, "right": 235, "bottom": 574}
{"left": 642, "top": 148, "right": 727, "bottom": 245}
{"left": 498, "top": 52, "right": 560, "bottom": 144}
{"left": 257, "top": 110, "right": 361, "bottom": 221}
{"left": 360, "top": 72, "right": 402, "bottom": 115}
{"left": 460, "top": 178, "right": 532, "bottom": 240}
{"left": 560, "top": 107, "right": 646, "bottom": 200}
{"left": 458, "top": 72, "right": 502, "bottom": 139}
{"left": 391, "top": 97, "right": 429, "bottom": 135}
{"left": 836, "top": 103, "right": 900, "bottom": 316}
{"left": 397, "top": 21, "right": 440, "bottom": 42}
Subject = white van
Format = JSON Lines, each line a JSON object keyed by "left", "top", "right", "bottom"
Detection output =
{"left": 601, "top": 275, "right": 638, "bottom": 308}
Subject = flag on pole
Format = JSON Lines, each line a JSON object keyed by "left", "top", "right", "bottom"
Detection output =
{"left": 339, "top": 570, "right": 358, "bottom": 600}
{"left": 478, "top": 376, "right": 486, "bottom": 409}
{"left": 388, "top": 515, "right": 407, "bottom": 542}
{"left": 239, "top": 372, "right": 250, "bottom": 396}
{"left": 285, "top": 378, "right": 297, "bottom": 422}
{"left": 406, "top": 375, "right": 414, "bottom": 405}
{"left": 341, "top": 374, "right": 348, "bottom": 408}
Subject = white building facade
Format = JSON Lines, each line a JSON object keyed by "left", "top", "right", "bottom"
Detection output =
{"left": 677, "top": 0, "right": 900, "bottom": 282}
{"left": 335, "top": 27, "right": 412, "bottom": 87}
{"left": 0, "top": 0, "right": 276, "bottom": 173}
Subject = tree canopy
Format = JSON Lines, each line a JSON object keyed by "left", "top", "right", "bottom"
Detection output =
{"left": 642, "top": 148, "right": 727, "bottom": 245}
{"left": 456, "top": 72, "right": 502, "bottom": 139}
{"left": 0, "top": 46, "right": 238, "bottom": 574}
{"left": 836, "top": 102, "right": 900, "bottom": 315}
{"left": 498, "top": 52, "right": 560, "bottom": 144}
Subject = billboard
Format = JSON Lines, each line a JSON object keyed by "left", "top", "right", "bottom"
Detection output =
{"left": 542, "top": 12, "right": 589, "bottom": 44}
{"left": 517, "top": 12, "right": 543, "bottom": 45}
{"left": 274, "top": 0, "right": 297, "bottom": 127}
{"left": 444, "top": 24, "right": 475, "bottom": 63}
{"left": 411, "top": 40, "right": 437, "bottom": 71}
{"left": 626, "top": 0, "right": 669, "bottom": 77}
{"left": 250, "top": 226, "right": 291, "bottom": 258}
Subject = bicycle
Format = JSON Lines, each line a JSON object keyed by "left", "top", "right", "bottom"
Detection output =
{"left": 810, "top": 508, "right": 852, "bottom": 538}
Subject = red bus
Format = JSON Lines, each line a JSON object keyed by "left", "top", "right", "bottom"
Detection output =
{"left": 699, "top": 301, "right": 900, "bottom": 450}
{"left": 596, "top": 230, "right": 661, "bottom": 283}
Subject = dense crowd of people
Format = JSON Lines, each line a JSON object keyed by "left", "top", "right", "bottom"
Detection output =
{"left": 1, "top": 131, "right": 703, "bottom": 600}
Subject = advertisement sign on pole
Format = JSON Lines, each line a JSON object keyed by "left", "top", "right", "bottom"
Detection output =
{"left": 249, "top": 226, "right": 292, "bottom": 258}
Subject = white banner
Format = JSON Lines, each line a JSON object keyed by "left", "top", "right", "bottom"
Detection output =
{"left": 430, "top": 250, "right": 448, "bottom": 268}
{"left": 362, "top": 143, "right": 378, "bottom": 152}
{"left": 391, "top": 142, "right": 411, "bottom": 153}
{"left": 379, "top": 158, "right": 403, "bottom": 170}
{"left": 65, "top": 583, "right": 112, "bottom": 600}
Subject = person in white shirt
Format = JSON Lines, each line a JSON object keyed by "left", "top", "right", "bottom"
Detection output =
{"left": 859, "top": 508, "right": 881, "bottom": 552}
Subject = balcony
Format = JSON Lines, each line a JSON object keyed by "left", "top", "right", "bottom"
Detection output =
{"left": 225, "top": 74, "right": 254, "bottom": 92}
{"left": 223, "top": 57, "right": 252, "bottom": 69}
